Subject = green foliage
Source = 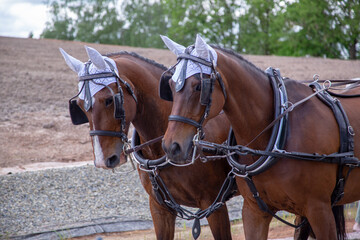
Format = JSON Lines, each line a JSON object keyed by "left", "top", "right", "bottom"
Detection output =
{"left": 41, "top": 0, "right": 359, "bottom": 59}
{"left": 331, "top": 0, "right": 360, "bottom": 59}
{"left": 41, "top": 0, "right": 123, "bottom": 44}
{"left": 120, "top": 0, "right": 168, "bottom": 48}
{"left": 238, "top": 0, "right": 285, "bottom": 55}
{"left": 205, "top": 0, "right": 239, "bottom": 49}
{"left": 74, "top": 0, "right": 124, "bottom": 44}
{"left": 162, "top": 0, "right": 206, "bottom": 46}
{"left": 282, "top": 0, "right": 340, "bottom": 58}
{"left": 41, "top": 1, "right": 75, "bottom": 40}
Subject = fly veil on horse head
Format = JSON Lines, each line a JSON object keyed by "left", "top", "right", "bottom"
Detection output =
{"left": 60, "top": 46, "right": 137, "bottom": 168}
{"left": 160, "top": 35, "right": 227, "bottom": 162}
{"left": 161, "top": 34, "right": 360, "bottom": 240}
{"left": 60, "top": 46, "right": 240, "bottom": 240}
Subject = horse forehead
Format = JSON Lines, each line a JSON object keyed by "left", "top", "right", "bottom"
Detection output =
{"left": 171, "top": 49, "right": 216, "bottom": 87}
{"left": 93, "top": 82, "right": 117, "bottom": 99}
{"left": 87, "top": 61, "right": 111, "bottom": 75}
{"left": 78, "top": 59, "right": 118, "bottom": 100}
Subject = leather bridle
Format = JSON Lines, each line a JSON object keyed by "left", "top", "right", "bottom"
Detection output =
{"left": 69, "top": 59, "right": 137, "bottom": 143}
{"left": 165, "top": 46, "right": 227, "bottom": 138}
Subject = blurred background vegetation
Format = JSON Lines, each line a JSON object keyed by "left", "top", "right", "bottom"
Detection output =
{"left": 41, "top": 0, "right": 359, "bottom": 59}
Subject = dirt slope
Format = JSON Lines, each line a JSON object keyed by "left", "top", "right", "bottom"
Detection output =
{"left": 0, "top": 36, "right": 359, "bottom": 169}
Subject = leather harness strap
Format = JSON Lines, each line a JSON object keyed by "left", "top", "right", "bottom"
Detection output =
{"left": 129, "top": 129, "right": 237, "bottom": 240}
{"left": 177, "top": 53, "right": 213, "bottom": 67}
{"left": 78, "top": 72, "right": 116, "bottom": 81}
{"left": 192, "top": 68, "right": 359, "bottom": 229}
{"left": 233, "top": 77, "right": 358, "bottom": 228}
{"left": 168, "top": 115, "right": 203, "bottom": 129}
{"left": 310, "top": 81, "right": 356, "bottom": 205}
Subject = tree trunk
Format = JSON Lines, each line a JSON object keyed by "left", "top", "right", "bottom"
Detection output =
{"left": 349, "top": 39, "right": 357, "bottom": 60}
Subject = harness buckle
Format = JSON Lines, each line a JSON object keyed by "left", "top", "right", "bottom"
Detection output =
{"left": 253, "top": 192, "right": 259, "bottom": 198}
{"left": 348, "top": 126, "right": 355, "bottom": 136}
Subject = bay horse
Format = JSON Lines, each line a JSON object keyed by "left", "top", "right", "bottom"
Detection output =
{"left": 160, "top": 35, "right": 360, "bottom": 240}
{"left": 60, "top": 46, "right": 236, "bottom": 239}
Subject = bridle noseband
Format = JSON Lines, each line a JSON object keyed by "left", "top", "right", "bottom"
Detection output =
{"left": 69, "top": 59, "right": 137, "bottom": 144}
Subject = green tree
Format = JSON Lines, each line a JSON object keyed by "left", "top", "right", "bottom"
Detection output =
{"left": 205, "top": 0, "right": 239, "bottom": 50}
{"left": 331, "top": 0, "right": 360, "bottom": 59}
{"left": 41, "top": 1, "right": 75, "bottom": 40}
{"left": 41, "top": 0, "right": 123, "bottom": 44}
{"left": 71, "top": 0, "right": 124, "bottom": 44}
{"left": 282, "top": 0, "right": 340, "bottom": 58}
{"left": 238, "top": 0, "right": 285, "bottom": 55}
{"left": 162, "top": 0, "right": 206, "bottom": 46}
{"left": 120, "top": 0, "right": 168, "bottom": 48}
{"left": 41, "top": 0, "right": 358, "bottom": 59}
{"left": 162, "top": 0, "right": 239, "bottom": 50}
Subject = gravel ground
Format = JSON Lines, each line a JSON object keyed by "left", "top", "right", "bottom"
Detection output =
{"left": 0, "top": 163, "right": 148, "bottom": 238}
{"left": 0, "top": 162, "right": 242, "bottom": 239}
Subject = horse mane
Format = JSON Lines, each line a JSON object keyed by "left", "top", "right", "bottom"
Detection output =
{"left": 105, "top": 51, "right": 168, "bottom": 71}
{"left": 105, "top": 48, "right": 266, "bottom": 80}
{"left": 211, "top": 45, "right": 267, "bottom": 78}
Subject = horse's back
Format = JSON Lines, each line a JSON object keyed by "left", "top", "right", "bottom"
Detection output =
{"left": 284, "top": 79, "right": 360, "bottom": 204}
{"left": 285, "top": 80, "right": 341, "bottom": 153}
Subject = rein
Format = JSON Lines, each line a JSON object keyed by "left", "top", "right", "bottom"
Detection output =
{"left": 300, "top": 78, "right": 360, "bottom": 98}
{"left": 128, "top": 130, "right": 168, "bottom": 170}
{"left": 245, "top": 79, "right": 329, "bottom": 148}
{"left": 148, "top": 169, "right": 237, "bottom": 239}
{"left": 129, "top": 129, "right": 237, "bottom": 239}
{"left": 194, "top": 140, "right": 359, "bottom": 167}
{"left": 194, "top": 76, "right": 360, "bottom": 169}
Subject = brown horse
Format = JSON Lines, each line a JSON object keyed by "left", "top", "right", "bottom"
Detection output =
{"left": 160, "top": 35, "right": 360, "bottom": 240}
{"left": 60, "top": 46, "right": 236, "bottom": 239}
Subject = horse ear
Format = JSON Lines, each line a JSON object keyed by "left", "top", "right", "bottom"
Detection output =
{"left": 195, "top": 34, "right": 210, "bottom": 60}
{"left": 160, "top": 35, "right": 186, "bottom": 56}
{"left": 59, "top": 48, "right": 84, "bottom": 73}
{"left": 84, "top": 45, "right": 107, "bottom": 70}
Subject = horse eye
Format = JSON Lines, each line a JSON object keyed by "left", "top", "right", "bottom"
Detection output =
{"left": 195, "top": 84, "right": 201, "bottom": 92}
{"left": 105, "top": 97, "right": 113, "bottom": 107}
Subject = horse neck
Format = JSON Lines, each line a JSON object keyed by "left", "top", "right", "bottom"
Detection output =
{"left": 115, "top": 56, "right": 171, "bottom": 147}
{"left": 219, "top": 53, "right": 274, "bottom": 148}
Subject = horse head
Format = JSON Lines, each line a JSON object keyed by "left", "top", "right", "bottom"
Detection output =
{"left": 60, "top": 46, "right": 137, "bottom": 169}
{"left": 160, "top": 35, "right": 226, "bottom": 163}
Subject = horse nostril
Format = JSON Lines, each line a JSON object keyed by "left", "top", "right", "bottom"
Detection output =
{"left": 106, "top": 155, "right": 120, "bottom": 169}
{"left": 170, "top": 142, "right": 181, "bottom": 157}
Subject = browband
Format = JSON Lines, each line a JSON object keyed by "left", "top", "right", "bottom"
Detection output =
{"left": 78, "top": 72, "right": 116, "bottom": 81}
{"left": 177, "top": 53, "right": 213, "bottom": 67}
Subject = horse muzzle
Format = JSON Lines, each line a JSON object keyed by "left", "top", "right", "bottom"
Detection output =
{"left": 162, "top": 138, "right": 193, "bottom": 164}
